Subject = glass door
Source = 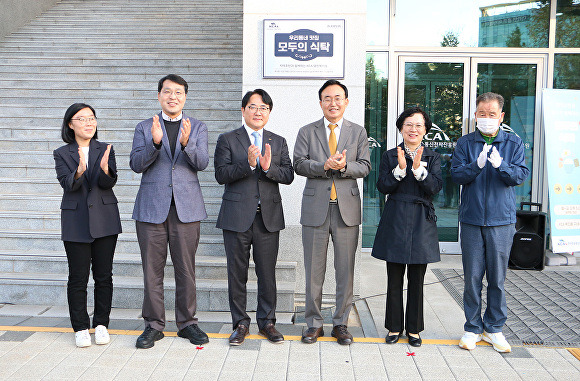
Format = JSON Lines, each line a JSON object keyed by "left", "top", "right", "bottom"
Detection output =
{"left": 398, "top": 56, "right": 470, "bottom": 254}
{"left": 470, "top": 58, "right": 544, "bottom": 213}
{"left": 398, "top": 55, "right": 544, "bottom": 253}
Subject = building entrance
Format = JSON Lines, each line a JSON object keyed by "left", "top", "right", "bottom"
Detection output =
{"left": 363, "top": 53, "right": 544, "bottom": 253}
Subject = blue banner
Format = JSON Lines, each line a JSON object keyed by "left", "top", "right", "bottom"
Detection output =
{"left": 274, "top": 29, "right": 333, "bottom": 61}
{"left": 542, "top": 89, "right": 580, "bottom": 253}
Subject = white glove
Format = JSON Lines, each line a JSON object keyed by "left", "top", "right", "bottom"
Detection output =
{"left": 477, "top": 143, "right": 491, "bottom": 168}
{"left": 488, "top": 146, "right": 503, "bottom": 168}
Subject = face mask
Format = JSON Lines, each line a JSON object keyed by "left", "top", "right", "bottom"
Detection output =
{"left": 476, "top": 118, "right": 499, "bottom": 135}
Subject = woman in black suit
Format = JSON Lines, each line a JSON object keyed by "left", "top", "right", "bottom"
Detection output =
{"left": 371, "top": 107, "right": 442, "bottom": 347}
{"left": 53, "top": 103, "right": 122, "bottom": 347}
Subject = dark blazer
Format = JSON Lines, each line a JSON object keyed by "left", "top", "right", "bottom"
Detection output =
{"left": 53, "top": 139, "right": 122, "bottom": 243}
{"left": 129, "top": 112, "right": 209, "bottom": 224}
{"left": 214, "top": 126, "right": 294, "bottom": 233}
{"left": 293, "top": 118, "right": 371, "bottom": 227}
{"left": 371, "top": 144, "right": 442, "bottom": 264}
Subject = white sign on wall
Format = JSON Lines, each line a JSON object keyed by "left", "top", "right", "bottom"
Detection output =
{"left": 263, "top": 19, "right": 345, "bottom": 79}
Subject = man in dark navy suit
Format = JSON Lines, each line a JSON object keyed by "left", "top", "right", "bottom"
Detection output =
{"left": 214, "top": 89, "right": 294, "bottom": 345}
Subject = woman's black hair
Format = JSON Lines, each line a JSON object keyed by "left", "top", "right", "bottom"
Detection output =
{"left": 61, "top": 103, "right": 97, "bottom": 143}
{"left": 395, "top": 107, "right": 433, "bottom": 134}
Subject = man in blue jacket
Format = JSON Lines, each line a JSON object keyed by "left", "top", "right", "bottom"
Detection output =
{"left": 451, "top": 92, "right": 529, "bottom": 353}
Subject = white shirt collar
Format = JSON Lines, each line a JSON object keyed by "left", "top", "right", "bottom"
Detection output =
{"left": 324, "top": 117, "right": 343, "bottom": 130}
{"left": 161, "top": 112, "right": 182, "bottom": 122}
{"left": 244, "top": 124, "right": 264, "bottom": 141}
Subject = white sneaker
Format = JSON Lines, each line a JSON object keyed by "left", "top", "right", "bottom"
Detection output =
{"left": 94, "top": 325, "right": 110, "bottom": 345}
{"left": 483, "top": 331, "right": 511, "bottom": 353}
{"left": 458, "top": 331, "right": 482, "bottom": 350}
{"left": 75, "top": 329, "right": 91, "bottom": 348}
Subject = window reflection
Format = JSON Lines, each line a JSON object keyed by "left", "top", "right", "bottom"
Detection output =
{"left": 554, "top": 54, "right": 580, "bottom": 89}
{"left": 393, "top": 0, "right": 549, "bottom": 47}
{"left": 556, "top": 0, "right": 580, "bottom": 47}
{"left": 477, "top": 63, "right": 537, "bottom": 208}
{"left": 363, "top": 53, "right": 388, "bottom": 247}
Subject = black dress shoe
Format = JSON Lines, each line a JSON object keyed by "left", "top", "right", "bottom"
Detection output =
{"left": 301, "top": 326, "right": 324, "bottom": 344}
{"left": 407, "top": 332, "right": 422, "bottom": 347}
{"left": 385, "top": 332, "right": 402, "bottom": 344}
{"left": 136, "top": 326, "right": 164, "bottom": 349}
{"left": 259, "top": 323, "right": 284, "bottom": 343}
{"left": 229, "top": 324, "right": 249, "bottom": 346}
{"left": 332, "top": 325, "right": 353, "bottom": 345}
{"left": 178, "top": 324, "right": 209, "bottom": 345}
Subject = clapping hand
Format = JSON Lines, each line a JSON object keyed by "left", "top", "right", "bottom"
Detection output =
{"left": 412, "top": 146, "right": 424, "bottom": 170}
{"left": 151, "top": 114, "right": 163, "bottom": 144}
{"left": 179, "top": 118, "right": 191, "bottom": 147}
{"left": 248, "top": 144, "right": 260, "bottom": 168}
{"left": 397, "top": 146, "right": 406, "bottom": 170}
{"left": 488, "top": 146, "right": 503, "bottom": 168}
{"left": 259, "top": 143, "right": 271, "bottom": 170}
{"left": 324, "top": 149, "right": 346, "bottom": 170}
{"left": 75, "top": 147, "right": 86, "bottom": 179}
{"left": 100, "top": 144, "right": 111, "bottom": 175}
{"left": 477, "top": 143, "right": 491, "bottom": 168}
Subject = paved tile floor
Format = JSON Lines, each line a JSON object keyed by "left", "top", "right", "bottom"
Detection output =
{"left": 0, "top": 254, "right": 579, "bottom": 380}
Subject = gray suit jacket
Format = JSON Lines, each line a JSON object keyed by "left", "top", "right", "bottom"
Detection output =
{"left": 130, "top": 112, "right": 209, "bottom": 224}
{"left": 214, "top": 126, "right": 294, "bottom": 232}
{"left": 293, "top": 118, "right": 371, "bottom": 227}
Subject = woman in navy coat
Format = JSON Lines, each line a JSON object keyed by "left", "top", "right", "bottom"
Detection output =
{"left": 371, "top": 107, "right": 442, "bottom": 347}
{"left": 53, "top": 103, "right": 122, "bottom": 347}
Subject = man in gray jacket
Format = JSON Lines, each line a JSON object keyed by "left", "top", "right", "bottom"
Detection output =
{"left": 294, "top": 80, "right": 371, "bottom": 345}
{"left": 130, "top": 74, "right": 209, "bottom": 349}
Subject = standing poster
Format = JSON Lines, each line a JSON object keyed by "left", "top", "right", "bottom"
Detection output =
{"left": 263, "top": 19, "right": 345, "bottom": 79}
{"left": 542, "top": 89, "right": 580, "bottom": 253}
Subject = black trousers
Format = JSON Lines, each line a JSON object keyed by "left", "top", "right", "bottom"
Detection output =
{"left": 385, "top": 262, "right": 427, "bottom": 334}
{"left": 64, "top": 234, "right": 117, "bottom": 332}
{"left": 223, "top": 211, "right": 279, "bottom": 330}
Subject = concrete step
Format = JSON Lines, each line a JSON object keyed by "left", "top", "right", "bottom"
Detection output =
{"left": 0, "top": 0, "right": 250, "bottom": 309}
{"left": 0, "top": 211, "right": 222, "bottom": 236}
{"left": 0, "top": 103, "right": 240, "bottom": 119}
{"left": 0, "top": 194, "right": 223, "bottom": 216}
{"left": 0, "top": 136, "right": 228, "bottom": 153}
{"left": 0, "top": 87, "right": 240, "bottom": 100}
{"left": 0, "top": 74, "right": 238, "bottom": 84}
{"left": 0, "top": 251, "right": 297, "bottom": 283}
{"left": 0, "top": 57, "right": 241, "bottom": 67}
{"left": 0, "top": 124, "right": 234, "bottom": 142}
{"left": 0, "top": 65, "right": 242, "bottom": 75}
{"left": 0, "top": 271, "right": 296, "bottom": 311}
{"left": 0, "top": 163, "right": 219, "bottom": 182}
{"left": 0, "top": 178, "right": 224, "bottom": 198}
{"left": 0, "top": 230, "right": 225, "bottom": 256}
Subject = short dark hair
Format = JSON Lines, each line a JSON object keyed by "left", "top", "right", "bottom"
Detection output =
{"left": 318, "top": 79, "right": 348, "bottom": 100}
{"left": 158, "top": 74, "right": 188, "bottom": 94}
{"left": 242, "top": 89, "right": 273, "bottom": 111}
{"left": 476, "top": 92, "right": 504, "bottom": 110}
{"left": 61, "top": 103, "right": 97, "bottom": 143}
{"left": 395, "top": 107, "right": 433, "bottom": 134}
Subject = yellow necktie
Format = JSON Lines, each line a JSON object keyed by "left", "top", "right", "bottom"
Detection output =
{"left": 329, "top": 124, "right": 337, "bottom": 200}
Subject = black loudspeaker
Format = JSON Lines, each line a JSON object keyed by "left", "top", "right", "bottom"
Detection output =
{"left": 509, "top": 202, "right": 546, "bottom": 270}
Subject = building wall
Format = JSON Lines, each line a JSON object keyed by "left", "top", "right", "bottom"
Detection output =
{"left": 243, "top": 0, "right": 367, "bottom": 298}
{"left": 0, "top": 0, "right": 60, "bottom": 40}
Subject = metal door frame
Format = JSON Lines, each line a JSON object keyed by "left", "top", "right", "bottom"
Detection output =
{"left": 395, "top": 53, "right": 546, "bottom": 254}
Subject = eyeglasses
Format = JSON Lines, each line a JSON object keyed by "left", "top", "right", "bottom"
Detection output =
{"left": 403, "top": 122, "right": 425, "bottom": 130}
{"left": 247, "top": 105, "right": 270, "bottom": 113}
{"left": 71, "top": 117, "right": 97, "bottom": 124}
{"left": 322, "top": 96, "right": 346, "bottom": 105}
{"left": 161, "top": 89, "right": 185, "bottom": 97}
